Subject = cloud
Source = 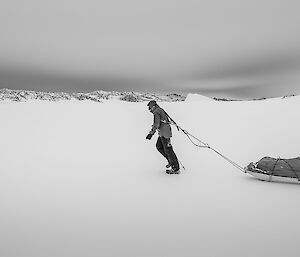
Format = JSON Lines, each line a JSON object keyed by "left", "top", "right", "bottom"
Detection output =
{"left": 0, "top": 66, "right": 162, "bottom": 93}
{"left": 185, "top": 49, "right": 300, "bottom": 82}
{"left": 172, "top": 48, "right": 300, "bottom": 97}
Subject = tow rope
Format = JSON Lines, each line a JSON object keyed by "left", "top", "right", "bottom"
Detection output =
{"left": 166, "top": 112, "right": 245, "bottom": 173}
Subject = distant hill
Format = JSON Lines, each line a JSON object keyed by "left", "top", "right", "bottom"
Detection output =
{"left": 1, "top": 89, "right": 297, "bottom": 103}
{"left": 0, "top": 89, "right": 186, "bottom": 103}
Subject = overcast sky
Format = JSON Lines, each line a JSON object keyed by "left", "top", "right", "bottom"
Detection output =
{"left": 1, "top": 0, "right": 300, "bottom": 98}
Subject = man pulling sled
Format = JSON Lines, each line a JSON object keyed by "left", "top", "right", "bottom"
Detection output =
{"left": 146, "top": 100, "right": 180, "bottom": 174}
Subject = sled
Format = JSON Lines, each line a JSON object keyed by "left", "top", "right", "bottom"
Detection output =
{"left": 245, "top": 157, "right": 300, "bottom": 184}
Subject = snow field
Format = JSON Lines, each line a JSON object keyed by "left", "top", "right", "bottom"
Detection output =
{"left": 1, "top": 97, "right": 300, "bottom": 257}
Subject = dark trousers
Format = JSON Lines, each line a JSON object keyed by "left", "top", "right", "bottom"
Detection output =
{"left": 156, "top": 136, "right": 179, "bottom": 169}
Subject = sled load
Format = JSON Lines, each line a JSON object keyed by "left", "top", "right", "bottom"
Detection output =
{"left": 245, "top": 157, "right": 300, "bottom": 183}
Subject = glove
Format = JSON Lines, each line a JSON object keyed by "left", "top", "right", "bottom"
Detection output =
{"left": 146, "top": 133, "right": 153, "bottom": 140}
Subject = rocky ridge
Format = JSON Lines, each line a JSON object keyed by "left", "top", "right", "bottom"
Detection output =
{"left": 0, "top": 89, "right": 186, "bottom": 103}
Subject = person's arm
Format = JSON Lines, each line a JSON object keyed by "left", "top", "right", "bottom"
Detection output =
{"left": 150, "top": 112, "right": 160, "bottom": 134}
{"left": 146, "top": 112, "right": 160, "bottom": 140}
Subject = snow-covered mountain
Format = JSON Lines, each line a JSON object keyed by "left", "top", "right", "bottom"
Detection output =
{"left": 185, "top": 93, "right": 214, "bottom": 101}
{"left": 0, "top": 88, "right": 186, "bottom": 102}
{"left": 1, "top": 88, "right": 298, "bottom": 104}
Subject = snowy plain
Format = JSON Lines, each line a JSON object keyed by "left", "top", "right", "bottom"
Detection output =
{"left": 1, "top": 95, "right": 300, "bottom": 257}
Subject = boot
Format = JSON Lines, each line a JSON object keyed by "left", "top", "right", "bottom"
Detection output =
{"left": 166, "top": 166, "right": 180, "bottom": 174}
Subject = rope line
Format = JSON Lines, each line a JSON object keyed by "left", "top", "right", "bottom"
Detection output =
{"left": 166, "top": 113, "right": 245, "bottom": 173}
{"left": 209, "top": 147, "right": 245, "bottom": 172}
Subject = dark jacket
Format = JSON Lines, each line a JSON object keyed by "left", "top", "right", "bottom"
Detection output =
{"left": 149, "top": 105, "right": 172, "bottom": 138}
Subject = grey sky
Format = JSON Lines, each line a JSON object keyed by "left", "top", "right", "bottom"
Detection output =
{"left": 1, "top": 0, "right": 300, "bottom": 98}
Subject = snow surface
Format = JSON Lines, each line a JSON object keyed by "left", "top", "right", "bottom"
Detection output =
{"left": 1, "top": 96, "right": 300, "bottom": 257}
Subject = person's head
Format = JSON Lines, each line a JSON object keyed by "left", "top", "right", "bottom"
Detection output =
{"left": 147, "top": 100, "right": 157, "bottom": 112}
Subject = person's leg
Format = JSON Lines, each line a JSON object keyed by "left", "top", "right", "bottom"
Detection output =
{"left": 160, "top": 137, "right": 179, "bottom": 170}
{"left": 156, "top": 136, "right": 169, "bottom": 161}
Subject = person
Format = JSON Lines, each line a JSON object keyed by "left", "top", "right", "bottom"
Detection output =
{"left": 146, "top": 100, "right": 180, "bottom": 174}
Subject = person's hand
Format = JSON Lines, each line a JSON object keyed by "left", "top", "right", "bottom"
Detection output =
{"left": 146, "top": 134, "right": 153, "bottom": 140}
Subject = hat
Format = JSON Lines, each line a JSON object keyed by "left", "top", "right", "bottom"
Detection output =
{"left": 147, "top": 100, "right": 157, "bottom": 108}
